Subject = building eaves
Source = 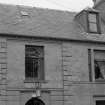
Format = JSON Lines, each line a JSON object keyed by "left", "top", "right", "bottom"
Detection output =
{"left": 2, "top": 32, "right": 105, "bottom": 45}
{"left": 0, "top": 4, "right": 105, "bottom": 43}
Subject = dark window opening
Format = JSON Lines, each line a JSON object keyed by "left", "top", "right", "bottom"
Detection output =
{"left": 94, "top": 60, "right": 104, "bottom": 79}
{"left": 25, "top": 45, "right": 44, "bottom": 80}
{"left": 96, "top": 100, "right": 105, "bottom": 105}
{"left": 94, "top": 50, "right": 105, "bottom": 80}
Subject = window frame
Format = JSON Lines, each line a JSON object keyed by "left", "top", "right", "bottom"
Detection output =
{"left": 87, "top": 11, "right": 101, "bottom": 34}
{"left": 88, "top": 49, "right": 105, "bottom": 82}
{"left": 25, "top": 45, "right": 44, "bottom": 82}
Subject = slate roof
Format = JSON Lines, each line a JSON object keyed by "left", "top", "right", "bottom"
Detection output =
{"left": 0, "top": 3, "right": 105, "bottom": 43}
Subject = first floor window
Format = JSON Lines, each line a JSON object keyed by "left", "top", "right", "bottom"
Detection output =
{"left": 25, "top": 45, "right": 44, "bottom": 81}
{"left": 94, "top": 60, "right": 105, "bottom": 79}
{"left": 88, "top": 49, "right": 105, "bottom": 81}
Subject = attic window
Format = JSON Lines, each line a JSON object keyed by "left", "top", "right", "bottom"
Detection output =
{"left": 88, "top": 12, "right": 101, "bottom": 34}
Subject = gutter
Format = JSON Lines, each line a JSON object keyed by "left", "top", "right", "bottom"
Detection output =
{"left": 0, "top": 33, "right": 105, "bottom": 44}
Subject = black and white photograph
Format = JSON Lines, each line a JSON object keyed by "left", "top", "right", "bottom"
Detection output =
{"left": 0, "top": 0, "right": 105, "bottom": 105}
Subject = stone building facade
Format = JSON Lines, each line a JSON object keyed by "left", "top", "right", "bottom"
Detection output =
{"left": 0, "top": 0, "right": 105, "bottom": 105}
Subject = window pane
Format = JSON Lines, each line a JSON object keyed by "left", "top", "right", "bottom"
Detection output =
{"left": 33, "top": 58, "right": 39, "bottom": 78}
{"left": 87, "top": 12, "right": 101, "bottom": 34}
{"left": 39, "top": 58, "right": 44, "bottom": 80}
{"left": 98, "top": 61, "right": 105, "bottom": 79}
{"left": 94, "top": 50, "right": 105, "bottom": 60}
{"left": 94, "top": 50, "right": 105, "bottom": 80}
{"left": 89, "top": 23, "right": 97, "bottom": 32}
{"left": 25, "top": 57, "right": 33, "bottom": 78}
{"left": 88, "top": 13, "right": 97, "bottom": 22}
{"left": 26, "top": 46, "right": 43, "bottom": 58}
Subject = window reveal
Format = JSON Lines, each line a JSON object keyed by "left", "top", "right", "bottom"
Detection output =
{"left": 94, "top": 60, "right": 104, "bottom": 79}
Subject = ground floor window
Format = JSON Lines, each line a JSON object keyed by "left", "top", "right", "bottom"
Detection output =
{"left": 96, "top": 100, "right": 105, "bottom": 105}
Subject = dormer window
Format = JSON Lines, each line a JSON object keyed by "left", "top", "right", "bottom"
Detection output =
{"left": 75, "top": 8, "right": 101, "bottom": 34}
{"left": 88, "top": 12, "right": 101, "bottom": 34}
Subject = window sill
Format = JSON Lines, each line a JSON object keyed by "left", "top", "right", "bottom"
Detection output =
{"left": 95, "top": 79, "right": 105, "bottom": 82}
{"left": 24, "top": 79, "right": 48, "bottom": 83}
{"left": 88, "top": 31, "right": 101, "bottom": 34}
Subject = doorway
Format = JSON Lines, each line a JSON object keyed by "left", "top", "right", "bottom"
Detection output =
{"left": 25, "top": 97, "right": 45, "bottom": 105}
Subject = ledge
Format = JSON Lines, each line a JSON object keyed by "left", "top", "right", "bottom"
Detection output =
{"left": 64, "top": 81, "right": 105, "bottom": 84}
{"left": 24, "top": 79, "right": 48, "bottom": 83}
{"left": 95, "top": 79, "right": 105, "bottom": 82}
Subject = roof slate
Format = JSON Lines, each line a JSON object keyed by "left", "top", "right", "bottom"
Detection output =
{"left": 0, "top": 3, "right": 105, "bottom": 43}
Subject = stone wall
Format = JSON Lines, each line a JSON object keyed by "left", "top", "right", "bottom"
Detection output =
{"left": 0, "top": 38, "right": 7, "bottom": 105}
{"left": 6, "top": 38, "right": 63, "bottom": 105}
{"left": 62, "top": 42, "right": 105, "bottom": 105}
{"left": 0, "top": 37, "right": 105, "bottom": 105}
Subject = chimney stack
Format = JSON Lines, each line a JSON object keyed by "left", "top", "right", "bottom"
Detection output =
{"left": 93, "top": 0, "right": 103, "bottom": 5}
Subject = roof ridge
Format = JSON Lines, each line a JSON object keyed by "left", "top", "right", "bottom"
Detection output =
{"left": 0, "top": 2, "right": 77, "bottom": 14}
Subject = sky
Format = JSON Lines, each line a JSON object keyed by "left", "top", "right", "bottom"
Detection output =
{"left": 0, "top": 0, "right": 94, "bottom": 12}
